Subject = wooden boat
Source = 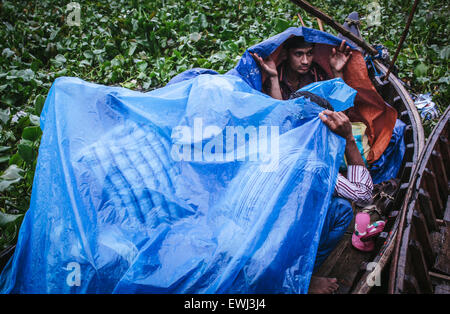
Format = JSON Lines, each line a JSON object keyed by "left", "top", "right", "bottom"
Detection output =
{"left": 388, "top": 106, "right": 449, "bottom": 293}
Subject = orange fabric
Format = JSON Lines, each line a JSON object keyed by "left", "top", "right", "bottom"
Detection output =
{"left": 269, "top": 43, "right": 397, "bottom": 163}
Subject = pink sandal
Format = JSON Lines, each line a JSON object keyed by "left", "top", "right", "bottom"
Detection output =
{"left": 360, "top": 220, "right": 386, "bottom": 241}
{"left": 351, "top": 212, "right": 386, "bottom": 252}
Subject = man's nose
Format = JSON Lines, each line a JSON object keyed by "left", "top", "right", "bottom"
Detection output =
{"left": 300, "top": 55, "right": 309, "bottom": 64}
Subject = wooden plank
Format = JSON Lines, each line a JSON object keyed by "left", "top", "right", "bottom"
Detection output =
{"left": 430, "top": 150, "right": 448, "bottom": 201}
{"left": 412, "top": 209, "right": 435, "bottom": 267}
{"left": 315, "top": 233, "right": 351, "bottom": 278}
{"left": 400, "top": 162, "right": 414, "bottom": 185}
{"left": 438, "top": 135, "right": 450, "bottom": 175}
{"left": 409, "top": 239, "right": 433, "bottom": 293}
{"left": 399, "top": 109, "right": 411, "bottom": 124}
{"left": 433, "top": 225, "right": 450, "bottom": 275}
{"left": 423, "top": 168, "right": 444, "bottom": 218}
{"left": 430, "top": 271, "right": 450, "bottom": 294}
{"left": 418, "top": 189, "right": 439, "bottom": 231}
{"left": 404, "top": 274, "right": 421, "bottom": 293}
{"left": 429, "top": 271, "right": 450, "bottom": 281}
{"left": 434, "top": 284, "right": 450, "bottom": 294}
{"left": 444, "top": 196, "right": 450, "bottom": 224}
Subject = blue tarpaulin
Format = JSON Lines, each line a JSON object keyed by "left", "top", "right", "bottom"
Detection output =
{"left": 0, "top": 27, "right": 365, "bottom": 294}
{"left": 369, "top": 119, "right": 406, "bottom": 184}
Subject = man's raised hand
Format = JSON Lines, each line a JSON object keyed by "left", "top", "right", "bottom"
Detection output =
{"left": 329, "top": 40, "right": 352, "bottom": 75}
{"left": 250, "top": 52, "right": 278, "bottom": 78}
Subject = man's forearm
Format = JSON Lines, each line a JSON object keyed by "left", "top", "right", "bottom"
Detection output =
{"left": 266, "top": 76, "right": 283, "bottom": 100}
{"left": 344, "top": 136, "right": 365, "bottom": 166}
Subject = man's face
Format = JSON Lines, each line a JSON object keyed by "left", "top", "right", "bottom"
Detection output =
{"left": 287, "top": 47, "right": 314, "bottom": 75}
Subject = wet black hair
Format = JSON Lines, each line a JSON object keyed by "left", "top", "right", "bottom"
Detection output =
{"left": 283, "top": 36, "right": 315, "bottom": 50}
{"left": 289, "top": 91, "right": 334, "bottom": 111}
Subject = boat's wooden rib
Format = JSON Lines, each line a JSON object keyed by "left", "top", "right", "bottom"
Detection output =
{"left": 389, "top": 107, "right": 450, "bottom": 294}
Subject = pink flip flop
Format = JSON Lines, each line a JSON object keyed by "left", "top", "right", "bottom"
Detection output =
{"left": 360, "top": 220, "right": 386, "bottom": 241}
{"left": 351, "top": 212, "right": 385, "bottom": 252}
{"left": 352, "top": 233, "right": 375, "bottom": 252}
{"left": 352, "top": 212, "right": 374, "bottom": 251}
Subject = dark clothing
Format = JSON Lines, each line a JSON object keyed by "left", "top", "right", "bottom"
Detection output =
{"left": 263, "top": 61, "right": 329, "bottom": 100}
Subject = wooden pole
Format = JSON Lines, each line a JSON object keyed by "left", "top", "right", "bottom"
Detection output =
{"left": 289, "top": 0, "right": 379, "bottom": 56}
{"left": 316, "top": 18, "right": 324, "bottom": 31}
{"left": 297, "top": 12, "right": 305, "bottom": 27}
{"left": 383, "top": 0, "right": 420, "bottom": 81}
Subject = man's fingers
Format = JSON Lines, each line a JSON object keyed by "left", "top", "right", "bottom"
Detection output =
{"left": 319, "top": 112, "right": 336, "bottom": 129}
{"left": 339, "top": 40, "right": 346, "bottom": 52}
{"left": 344, "top": 45, "right": 351, "bottom": 56}
{"left": 321, "top": 109, "right": 334, "bottom": 116}
{"left": 331, "top": 47, "right": 336, "bottom": 56}
{"left": 250, "top": 52, "right": 262, "bottom": 64}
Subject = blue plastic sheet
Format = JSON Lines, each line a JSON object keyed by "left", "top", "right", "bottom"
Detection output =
{"left": 0, "top": 26, "right": 360, "bottom": 294}
{"left": 0, "top": 75, "right": 357, "bottom": 294}
{"left": 369, "top": 119, "right": 406, "bottom": 184}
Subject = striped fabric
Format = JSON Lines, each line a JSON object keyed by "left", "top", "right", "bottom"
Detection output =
{"left": 335, "top": 165, "right": 373, "bottom": 205}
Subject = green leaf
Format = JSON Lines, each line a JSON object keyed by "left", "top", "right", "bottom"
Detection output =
{"left": 8, "top": 153, "right": 23, "bottom": 166}
{"left": 189, "top": 32, "right": 202, "bottom": 42}
{"left": 272, "top": 18, "right": 291, "bottom": 33}
{"left": 18, "top": 143, "right": 34, "bottom": 164}
{"left": 2, "top": 48, "right": 15, "bottom": 58}
{"left": 137, "top": 61, "right": 148, "bottom": 72}
{"left": 0, "top": 211, "right": 23, "bottom": 228}
{"left": 17, "top": 69, "right": 35, "bottom": 81}
{"left": 0, "top": 108, "right": 10, "bottom": 124}
{"left": 414, "top": 63, "right": 428, "bottom": 77}
{"left": 34, "top": 94, "right": 46, "bottom": 116}
{"left": 54, "top": 54, "right": 67, "bottom": 63}
{"left": 0, "top": 164, "right": 24, "bottom": 192}
{"left": 83, "top": 51, "right": 93, "bottom": 59}
{"left": 439, "top": 46, "right": 450, "bottom": 60}
{"left": 128, "top": 42, "right": 137, "bottom": 56}
{"left": 93, "top": 49, "right": 105, "bottom": 55}
{"left": 22, "top": 126, "right": 42, "bottom": 141}
{"left": 29, "top": 114, "right": 40, "bottom": 126}
{"left": 0, "top": 146, "right": 11, "bottom": 153}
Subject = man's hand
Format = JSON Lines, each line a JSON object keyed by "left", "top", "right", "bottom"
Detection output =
{"left": 319, "top": 109, "right": 365, "bottom": 166}
{"left": 329, "top": 40, "right": 352, "bottom": 77}
{"left": 250, "top": 52, "right": 278, "bottom": 78}
{"left": 250, "top": 51, "right": 283, "bottom": 100}
{"left": 318, "top": 110, "right": 353, "bottom": 140}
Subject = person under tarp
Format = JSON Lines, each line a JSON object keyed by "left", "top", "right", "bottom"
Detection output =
{"left": 250, "top": 35, "right": 374, "bottom": 293}
{"left": 168, "top": 26, "right": 403, "bottom": 293}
